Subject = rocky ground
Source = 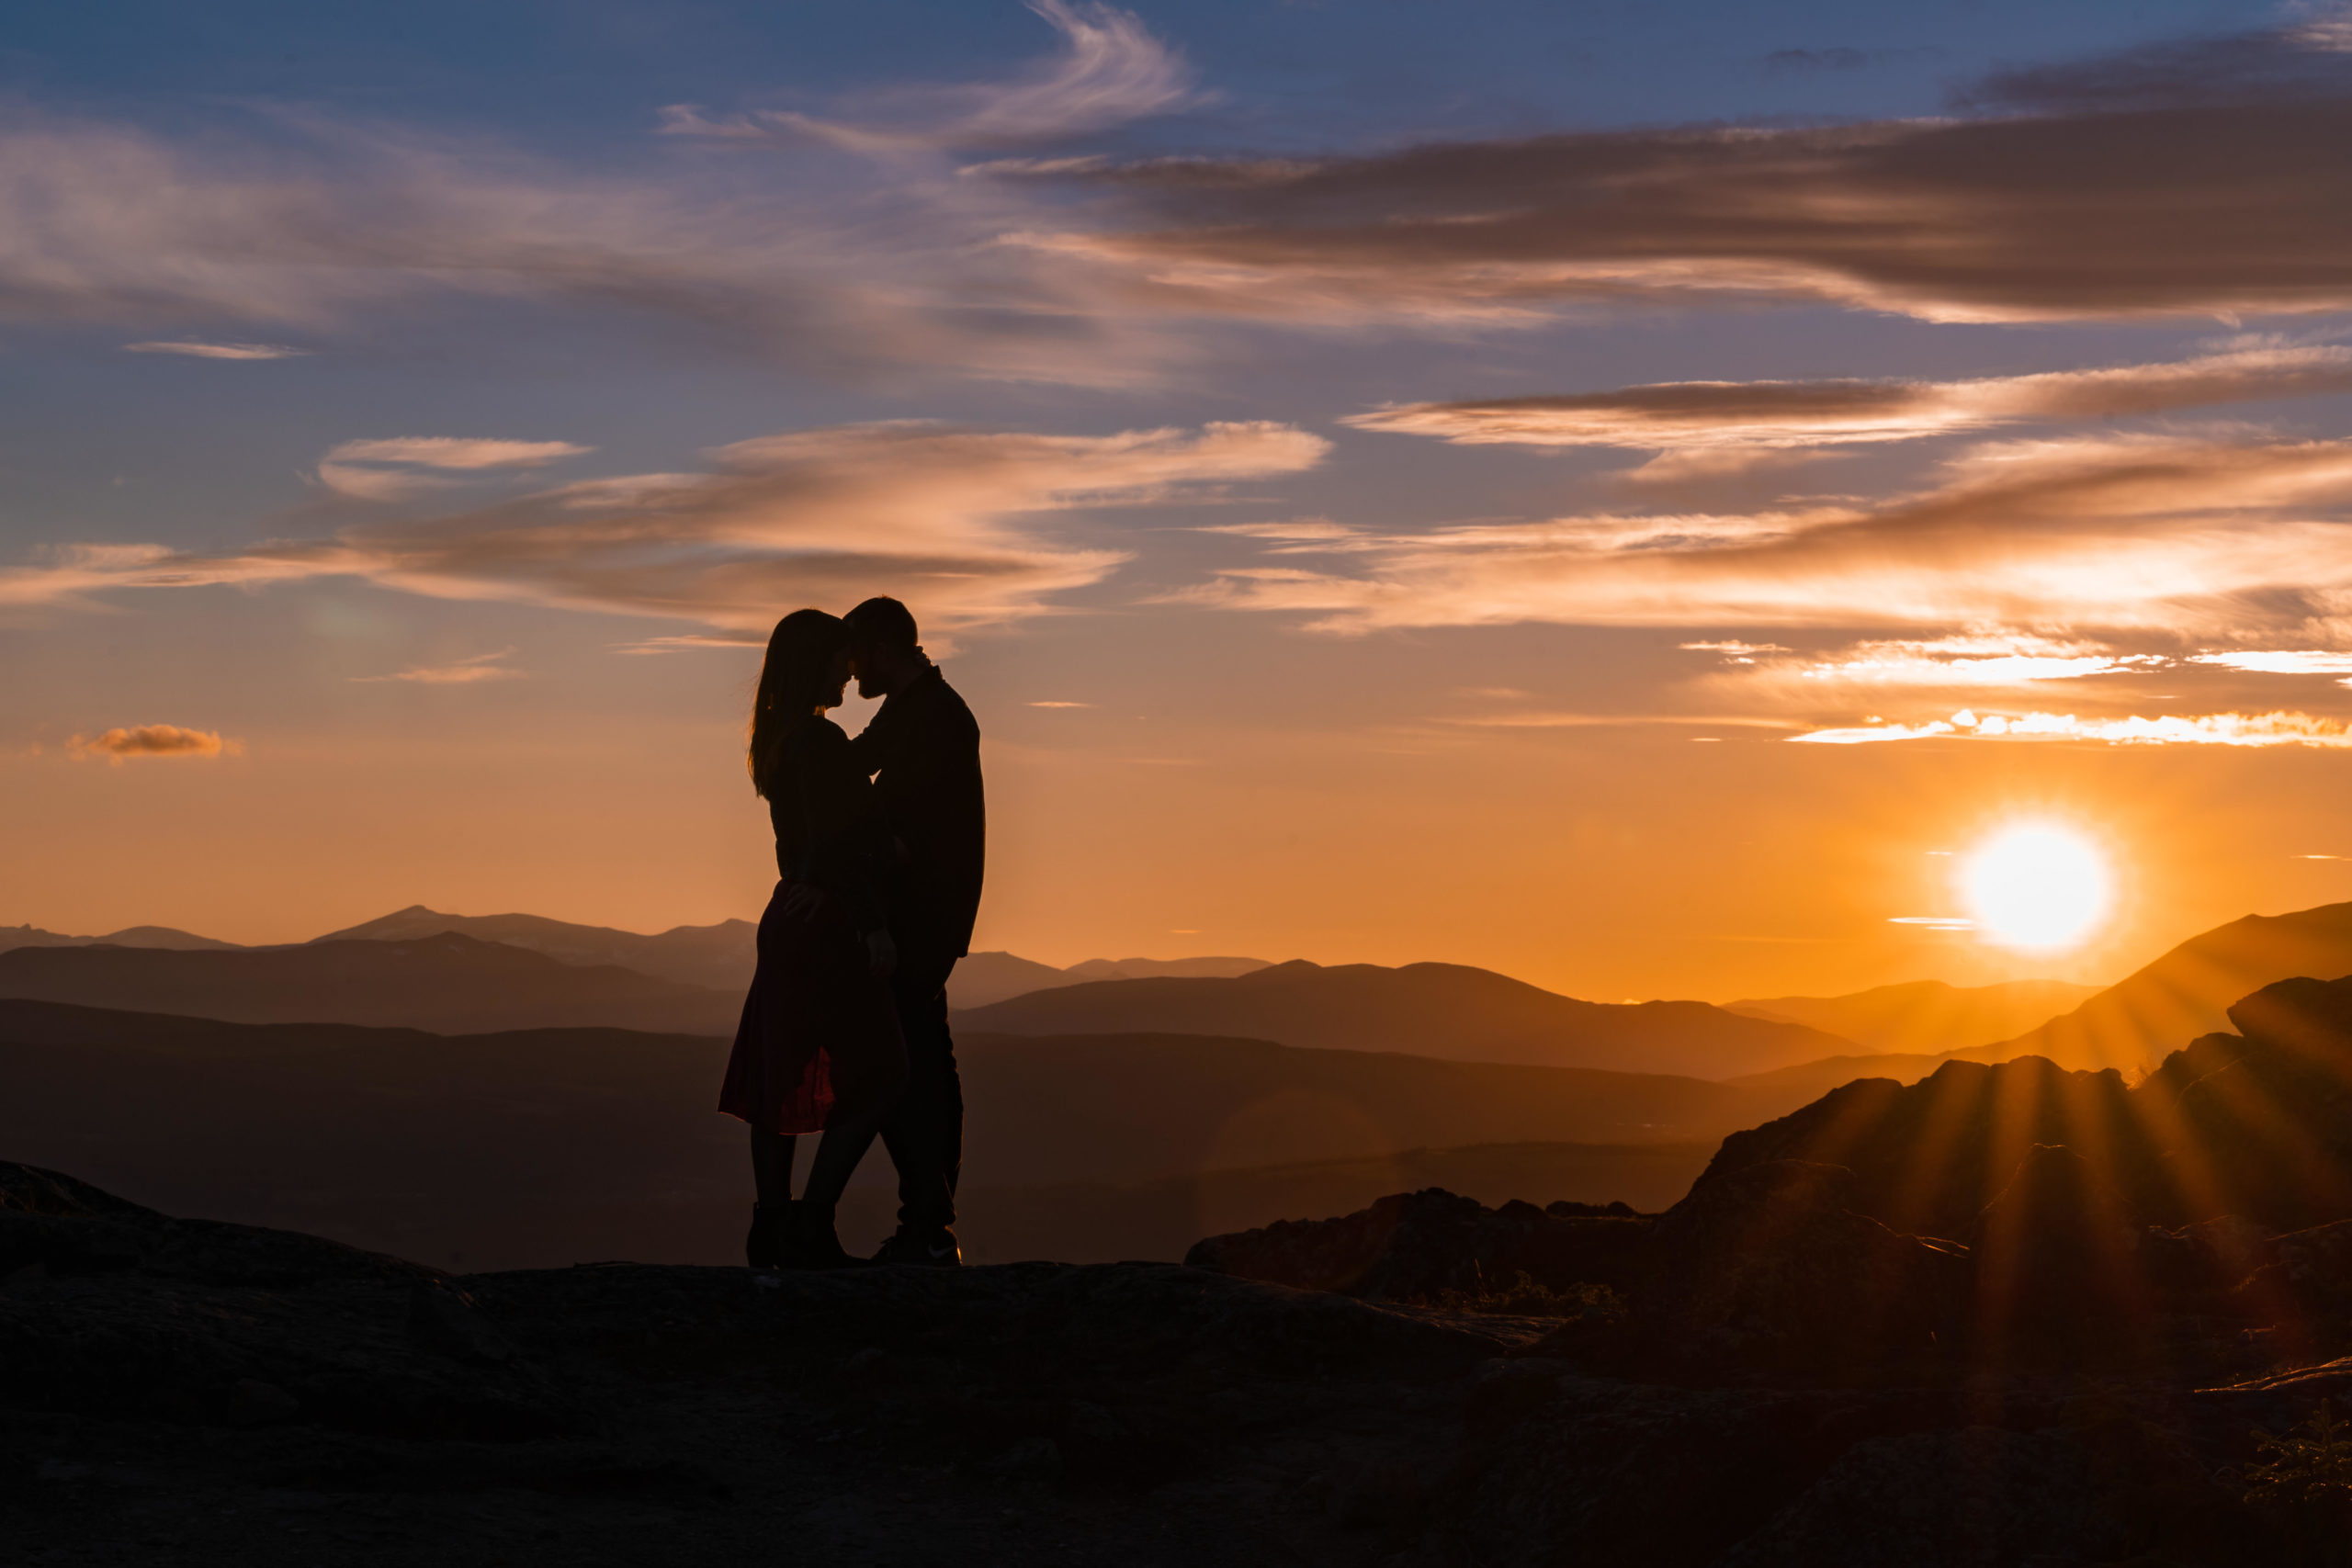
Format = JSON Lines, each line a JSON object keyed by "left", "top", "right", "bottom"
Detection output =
{"left": 2, "top": 1158, "right": 1560, "bottom": 1567}
{"left": 26, "top": 975, "right": 2352, "bottom": 1565}
{"left": 10, "top": 1156, "right": 2352, "bottom": 1568}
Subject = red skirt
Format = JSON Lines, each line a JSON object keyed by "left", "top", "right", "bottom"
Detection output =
{"left": 717, "top": 881, "right": 907, "bottom": 1135}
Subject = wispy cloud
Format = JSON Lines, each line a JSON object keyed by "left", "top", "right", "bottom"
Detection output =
{"left": 123, "top": 340, "right": 307, "bottom": 360}
{"left": 1005, "top": 16, "right": 2352, "bottom": 326}
{"left": 2, "top": 420, "right": 1329, "bottom": 636}
{"left": 1343, "top": 347, "right": 2352, "bottom": 455}
{"left": 1738, "top": 634, "right": 2166, "bottom": 688}
{"left": 351, "top": 649, "right": 524, "bottom": 684}
{"left": 0, "top": 101, "right": 1176, "bottom": 387}
{"left": 1196, "top": 518, "right": 1361, "bottom": 541}
{"left": 1439, "top": 712, "right": 1804, "bottom": 730}
{"left": 2190, "top": 649, "right": 2352, "bottom": 677}
{"left": 315, "top": 437, "right": 594, "bottom": 501}
{"left": 1790, "top": 708, "right": 2352, "bottom": 746}
{"left": 325, "top": 438, "right": 592, "bottom": 470}
{"left": 661, "top": 1, "right": 1198, "bottom": 151}
{"left": 1679, "top": 639, "right": 1791, "bottom": 663}
{"left": 67, "top": 724, "right": 237, "bottom": 761}
{"left": 1028, "top": 699, "right": 1091, "bottom": 707}
{"left": 1174, "top": 433, "right": 2352, "bottom": 637}
{"left": 609, "top": 632, "right": 766, "bottom": 656}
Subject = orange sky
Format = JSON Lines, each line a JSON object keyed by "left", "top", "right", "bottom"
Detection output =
{"left": 9, "top": 591, "right": 2352, "bottom": 1001}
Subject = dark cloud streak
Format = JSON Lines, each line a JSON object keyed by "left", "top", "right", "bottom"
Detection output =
{"left": 1012, "top": 19, "right": 2352, "bottom": 324}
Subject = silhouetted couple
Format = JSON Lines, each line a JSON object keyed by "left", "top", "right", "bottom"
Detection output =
{"left": 716, "top": 597, "right": 983, "bottom": 1269}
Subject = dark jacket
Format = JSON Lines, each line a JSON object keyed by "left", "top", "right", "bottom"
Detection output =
{"left": 765, "top": 715, "right": 894, "bottom": 935}
{"left": 849, "top": 666, "right": 984, "bottom": 962}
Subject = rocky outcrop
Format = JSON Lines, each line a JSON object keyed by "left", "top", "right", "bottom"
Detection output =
{"left": 0, "top": 1160, "right": 562, "bottom": 1438}
{"left": 1184, "top": 1153, "right": 2314, "bottom": 1379}
{"left": 1691, "top": 1055, "right": 2159, "bottom": 1242}
{"left": 1183, "top": 1186, "right": 1652, "bottom": 1302}
{"left": 1694, "top": 975, "right": 2352, "bottom": 1247}
{"left": 1630, "top": 1159, "right": 1970, "bottom": 1376}
{"left": 2158, "top": 977, "right": 2352, "bottom": 1233}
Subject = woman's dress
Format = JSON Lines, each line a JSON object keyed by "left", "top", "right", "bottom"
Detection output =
{"left": 717, "top": 715, "right": 907, "bottom": 1135}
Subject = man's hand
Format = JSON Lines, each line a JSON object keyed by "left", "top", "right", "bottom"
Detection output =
{"left": 778, "top": 885, "right": 826, "bottom": 922}
{"left": 865, "top": 928, "right": 899, "bottom": 980}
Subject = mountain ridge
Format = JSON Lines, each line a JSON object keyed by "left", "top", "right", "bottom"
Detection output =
{"left": 1951, "top": 900, "right": 2352, "bottom": 1072}
{"left": 309, "top": 904, "right": 759, "bottom": 991}
{"left": 0, "top": 998, "right": 1818, "bottom": 1269}
{"left": 0, "top": 933, "right": 743, "bottom": 1037}
{"left": 955, "top": 957, "right": 1860, "bottom": 1079}
{"left": 1724, "top": 977, "right": 2097, "bottom": 1057}
{"left": 0, "top": 922, "right": 244, "bottom": 954}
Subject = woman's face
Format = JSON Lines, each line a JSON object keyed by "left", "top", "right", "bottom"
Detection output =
{"left": 817, "top": 647, "right": 852, "bottom": 710}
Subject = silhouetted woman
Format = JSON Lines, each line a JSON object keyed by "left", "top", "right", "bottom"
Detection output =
{"left": 718, "top": 609, "right": 907, "bottom": 1268}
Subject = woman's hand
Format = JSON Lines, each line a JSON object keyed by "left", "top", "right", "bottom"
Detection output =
{"left": 865, "top": 928, "right": 899, "bottom": 980}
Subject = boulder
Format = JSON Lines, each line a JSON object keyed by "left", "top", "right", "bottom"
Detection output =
{"left": 1690, "top": 1056, "right": 2156, "bottom": 1243}
{"left": 1684, "top": 976, "right": 2352, "bottom": 1247}
{"left": 1964, "top": 1144, "right": 2154, "bottom": 1362}
{"left": 2157, "top": 976, "right": 2352, "bottom": 1232}
{"left": 1632, "top": 1160, "right": 1970, "bottom": 1377}
{"left": 1182, "top": 1186, "right": 1651, "bottom": 1303}
{"left": 2232, "top": 1218, "right": 2352, "bottom": 1357}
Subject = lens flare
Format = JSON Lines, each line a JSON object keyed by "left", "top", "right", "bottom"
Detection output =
{"left": 1960, "top": 824, "right": 2111, "bottom": 952}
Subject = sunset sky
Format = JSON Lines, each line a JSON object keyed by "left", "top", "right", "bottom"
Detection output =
{"left": 9, "top": 0, "right": 2352, "bottom": 1001}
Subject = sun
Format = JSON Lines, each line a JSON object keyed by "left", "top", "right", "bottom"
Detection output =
{"left": 1959, "top": 823, "right": 2112, "bottom": 953}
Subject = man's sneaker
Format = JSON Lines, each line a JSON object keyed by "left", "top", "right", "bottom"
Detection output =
{"left": 872, "top": 1226, "right": 962, "bottom": 1268}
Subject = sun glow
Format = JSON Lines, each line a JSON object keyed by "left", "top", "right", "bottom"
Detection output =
{"left": 1960, "top": 823, "right": 2112, "bottom": 953}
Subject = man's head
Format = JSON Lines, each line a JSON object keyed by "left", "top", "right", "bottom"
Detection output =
{"left": 843, "top": 595, "right": 927, "bottom": 698}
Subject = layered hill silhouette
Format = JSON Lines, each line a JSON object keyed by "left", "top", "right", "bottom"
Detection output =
{"left": 301, "top": 904, "right": 1272, "bottom": 1008}
{"left": 311, "top": 904, "right": 759, "bottom": 991}
{"left": 24, "top": 896, "right": 2352, "bottom": 1089}
{"left": 1951, "top": 900, "right": 2352, "bottom": 1072}
{"left": 0, "top": 934, "right": 742, "bottom": 1036}
{"left": 0, "top": 909, "right": 1272, "bottom": 1033}
{"left": 951, "top": 950, "right": 1071, "bottom": 1007}
{"left": 0, "top": 922, "right": 242, "bottom": 953}
{"left": 0, "top": 999, "right": 1811, "bottom": 1268}
{"left": 955, "top": 959, "right": 1859, "bottom": 1079}
{"left": 1724, "top": 977, "right": 2093, "bottom": 1056}
{"left": 950, "top": 950, "right": 1270, "bottom": 1008}
{"left": 1065, "top": 954, "right": 1271, "bottom": 981}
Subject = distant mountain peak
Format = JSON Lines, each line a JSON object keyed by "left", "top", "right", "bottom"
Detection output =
{"left": 956, "top": 956, "right": 1856, "bottom": 1078}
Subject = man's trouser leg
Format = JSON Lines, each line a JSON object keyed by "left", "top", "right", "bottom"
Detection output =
{"left": 880, "top": 956, "right": 963, "bottom": 1235}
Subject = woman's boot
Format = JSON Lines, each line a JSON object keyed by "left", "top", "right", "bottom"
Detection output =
{"left": 782, "top": 1202, "right": 866, "bottom": 1269}
{"left": 745, "top": 1201, "right": 794, "bottom": 1269}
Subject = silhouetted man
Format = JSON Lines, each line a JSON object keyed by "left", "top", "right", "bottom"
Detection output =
{"left": 843, "top": 596, "right": 982, "bottom": 1266}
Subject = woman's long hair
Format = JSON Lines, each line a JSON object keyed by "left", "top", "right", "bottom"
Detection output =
{"left": 747, "top": 609, "right": 846, "bottom": 798}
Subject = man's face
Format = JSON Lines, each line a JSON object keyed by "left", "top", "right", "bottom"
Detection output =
{"left": 849, "top": 638, "right": 890, "bottom": 700}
